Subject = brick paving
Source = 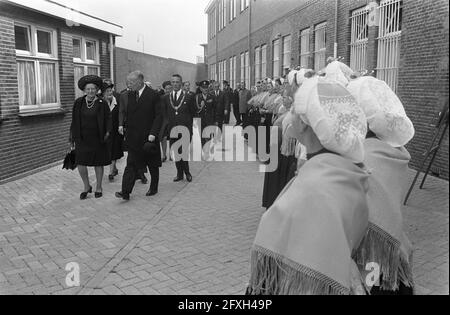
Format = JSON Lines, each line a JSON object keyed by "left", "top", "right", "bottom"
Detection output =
{"left": 0, "top": 125, "right": 448, "bottom": 295}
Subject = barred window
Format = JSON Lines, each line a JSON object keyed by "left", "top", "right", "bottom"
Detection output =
{"left": 255, "top": 47, "right": 261, "bottom": 83}
{"left": 350, "top": 7, "right": 369, "bottom": 72}
{"left": 299, "top": 28, "right": 310, "bottom": 68}
{"left": 282, "top": 35, "right": 292, "bottom": 76}
{"left": 377, "top": 0, "right": 402, "bottom": 92}
{"left": 314, "top": 22, "right": 327, "bottom": 71}
{"left": 272, "top": 39, "right": 281, "bottom": 78}
{"left": 261, "top": 45, "right": 267, "bottom": 79}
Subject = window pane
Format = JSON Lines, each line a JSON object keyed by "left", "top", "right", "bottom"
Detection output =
{"left": 86, "top": 41, "right": 96, "bottom": 61}
{"left": 73, "top": 38, "right": 81, "bottom": 59}
{"left": 15, "top": 25, "right": 31, "bottom": 51}
{"left": 39, "top": 62, "right": 57, "bottom": 104}
{"left": 17, "top": 60, "right": 37, "bottom": 106}
{"left": 74, "top": 66, "right": 84, "bottom": 99}
{"left": 87, "top": 67, "right": 99, "bottom": 75}
{"left": 37, "top": 30, "right": 52, "bottom": 54}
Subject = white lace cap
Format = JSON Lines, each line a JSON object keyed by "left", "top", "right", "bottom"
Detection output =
{"left": 347, "top": 76, "right": 415, "bottom": 147}
{"left": 325, "top": 61, "right": 355, "bottom": 87}
{"left": 293, "top": 76, "right": 368, "bottom": 163}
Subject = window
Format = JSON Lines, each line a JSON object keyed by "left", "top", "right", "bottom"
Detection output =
{"left": 282, "top": 35, "right": 292, "bottom": 76}
{"left": 218, "top": 0, "right": 227, "bottom": 30}
{"left": 314, "top": 22, "right": 327, "bottom": 71}
{"left": 230, "top": 0, "right": 237, "bottom": 21}
{"left": 299, "top": 28, "right": 310, "bottom": 68}
{"left": 377, "top": 0, "right": 402, "bottom": 92}
{"left": 218, "top": 60, "right": 226, "bottom": 84}
{"left": 261, "top": 45, "right": 267, "bottom": 79}
{"left": 73, "top": 36, "right": 100, "bottom": 99}
{"left": 210, "top": 63, "right": 217, "bottom": 81}
{"left": 241, "top": 0, "right": 249, "bottom": 12}
{"left": 272, "top": 39, "right": 281, "bottom": 78}
{"left": 229, "top": 56, "right": 237, "bottom": 89}
{"left": 245, "top": 51, "right": 250, "bottom": 88}
{"left": 350, "top": 7, "right": 369, "bottom": 72}
{"left": 240, "top": 53, "right": 245, "bottom": 85}
{"left": 14, "top": 22, "right": 59, "bottom": 111}
{"left": 254, "top": 47, "right": 261, "bottom": 83}
{"left": 208, "top": 8, "right": 217, "bottom": 39}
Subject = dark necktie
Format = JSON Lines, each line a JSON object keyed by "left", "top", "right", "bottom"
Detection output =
{"left": 135, "top": 91, "right": 139, "bottom": 103}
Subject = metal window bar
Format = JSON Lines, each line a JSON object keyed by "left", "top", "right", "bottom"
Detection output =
{"left": 350, "top": 7, "right": 369, "bottom": 72}
{"left": 377, "top": 0, "right": 402, "bottom": 93}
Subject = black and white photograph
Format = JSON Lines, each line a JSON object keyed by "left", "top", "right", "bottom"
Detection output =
{"left": 0, "top": 0, "right": 448, "bottom": 300}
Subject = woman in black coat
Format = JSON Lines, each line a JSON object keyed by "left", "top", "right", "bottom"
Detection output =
{"left": 101, "top": 82, "right": 124, "bottom": 182}
{"left": 70, "top": 75, "right": 112, "bottom": 200}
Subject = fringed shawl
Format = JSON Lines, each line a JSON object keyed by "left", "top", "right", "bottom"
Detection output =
{"left": 248, "top": 153, "right": 370, "bottom": 295}
{"left": 353, "top": 138, "right": 414, "bottom": 291}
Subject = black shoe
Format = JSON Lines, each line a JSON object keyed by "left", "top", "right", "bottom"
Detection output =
{"left": 173, "top": 176, "right": 184, "bottom": 182}
{"left": 185, "top": 173, "right": 193, "bottom": 183}
{"left": 108, "top": 175, "right": 115, "bottom": 182}
{"left": 115, "top": 192, "right": 130, "bottom": 201}
{"left": 80, "top": 186, "right": 93, "bottom": 200}
{"left": 95, "top": 192, "right": 103, "bottom": 199}
{"left": 141, "top": 176, "right": 148, "bottom": 185}
{"left": 146, "top": 189, "right": 158, "bottom": 197}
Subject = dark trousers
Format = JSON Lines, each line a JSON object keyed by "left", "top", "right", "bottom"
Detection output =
{"left": 241, "top": 113, "right": 247, "bottom": 127}
{"left": 170, "top": 139, "right": 191, "bottom": 178}
{"left": 122, "top": 151, "right": 159, "bottom": 194}
{"left": 233, "top": 103, "right": 241, "bottom": 124}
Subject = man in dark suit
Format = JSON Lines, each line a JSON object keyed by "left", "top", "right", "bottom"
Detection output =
{"left": 232, "top": 83, "right": 242, "bottom": 126}
{"left": 196, "top": 80, "right": 217, "bottom": 147}
{"left": 213, "top": 81, "right": 229, "bottom": 132}
{"left": 161, "top": 74, "right": 197, "bottom": 182}
{"left": 115, "top": 71, "right": 163, "bottom": 201}
{"left": 222, "top": 81, "right": 233, "bottom": 125}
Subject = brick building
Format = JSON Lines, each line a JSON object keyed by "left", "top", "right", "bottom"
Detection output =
{"left": 114, "top": 47, "right": 206, "bottom": 93}
{"left": 205, "top": 0, "right": 449, "bottom": 179}
{"left": 0, "top": 0, "right": 122, "bottom": 182}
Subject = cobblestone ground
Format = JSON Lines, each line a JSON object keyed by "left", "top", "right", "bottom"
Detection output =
{"left": 0, "top": 124, "right": 448, "bottom": 295}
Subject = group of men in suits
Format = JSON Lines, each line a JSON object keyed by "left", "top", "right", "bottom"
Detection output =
{"left": 115, "top": 71, "right": 239, "bottom": 201}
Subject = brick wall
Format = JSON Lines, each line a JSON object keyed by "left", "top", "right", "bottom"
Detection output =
{"left": 205, "top": 0, "right": 449, "bottom": 179}
{"left": 115, "top": 47, "right": 200, "bottom": 92}
{"left": 398, "top": 0, "right": 449, "bottom": 179}
{"left": 0, "top": 4, "right": 113, "bottom": 182}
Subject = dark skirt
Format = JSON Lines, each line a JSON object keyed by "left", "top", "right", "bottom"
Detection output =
{"left": 75, "top": 104, "right": 111, "bottom": 167}
{"left": 262, "top": 153, "right": 297, "bottom": 209}
{"left": 75, "top": 139, "right": 111, "bottom": 167}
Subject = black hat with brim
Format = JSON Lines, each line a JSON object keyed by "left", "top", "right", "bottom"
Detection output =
{"left": 101, "top": 82, "right": 114, "bottom": 93}
{"left": 199, "top": 80, "right": 210, "bottom": 89}
{"left": 78, "top": 75, "right": 103, "bottom": 91}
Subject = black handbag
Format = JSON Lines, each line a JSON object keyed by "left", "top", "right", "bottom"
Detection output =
{"left": 63, "top": 149, "right": 77, "bottom": 170}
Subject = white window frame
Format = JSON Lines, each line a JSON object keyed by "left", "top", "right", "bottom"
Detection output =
{"left": 14, "top": 20, "right": 60, "bottom": 112}
{"left": 254, "top": 46, "right": 261, "bottom": 83}
{"left": 299, "top": 28, "right": 310, "bottom": 68}
{"left": 73, "top": 36, "right": 101, "bottom": 99}
{"left": 282, "top": 35, "right": 292, "bottom": 75}
{"left": 261, "top": 44, "right": 267, "bottom": 79}
{"left": 350, "top": 6, "right": 369, "bottom": 72}
{"left": 377, "top": 0, "right": 402, "bottom": 93}
{"left": 272, "top": 38, "right": 281, "bottom": 79}
{"left": 230, "top": 0, "right": 237, "bottom": 21}
{"left": 245, "top": 51, "right": 250, "bottom": 88}
{"left": 314, "top": 22, "right": 327, "bottom": 71}
{"left": 240, "top": 52, "right": 245, "bottom": 85}
{"left": 240, "top": 0, "right": 249, "bottom": 12}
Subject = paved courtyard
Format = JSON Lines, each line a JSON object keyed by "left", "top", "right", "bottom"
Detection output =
{"left": 0, "top": 127, "right": 448, "bottom": 295}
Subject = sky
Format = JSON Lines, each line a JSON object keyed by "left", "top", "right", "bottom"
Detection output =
{"left": 54, "top": 0, "right": 210, "bottom": 64}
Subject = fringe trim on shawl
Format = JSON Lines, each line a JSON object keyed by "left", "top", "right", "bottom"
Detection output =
{"left": 281, "top": 137, "right": 297, "bottom": 157}
{"left": 353, "top": 223, "right": 414, "bottom": 292}
{"left": 247, "top": 245, "right": 350, "bottom": 295}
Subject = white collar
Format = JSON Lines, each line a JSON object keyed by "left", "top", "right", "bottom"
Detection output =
{"left": 109, "top": 96, "right": 117, "bottom": 111}
{"left": 138, "top": 85, "right": 146, "bottom": 97}
{"left": 173, "top": 90, "right": 182, "bottom": 98}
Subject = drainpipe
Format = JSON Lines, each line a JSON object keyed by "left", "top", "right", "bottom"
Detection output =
{"left": 334, "top": 0, "right": 339, "bottom": 58}
{"left": 109, "top": 34, "right": 114, "bottom": 82}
